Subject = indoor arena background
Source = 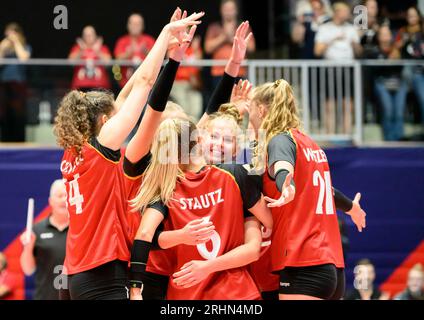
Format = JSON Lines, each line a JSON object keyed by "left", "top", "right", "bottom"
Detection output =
{"left": 0, "top": 0, "right": 424, "bottom": 300}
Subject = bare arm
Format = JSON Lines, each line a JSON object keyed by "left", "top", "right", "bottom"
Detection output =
{"left": 97, "top": 25, "right": 173, "bottom": 150}
{"left": 20, "top": 232, "right": 36, "bottom": 276}
{"left": 12, "top": 41, "right": 31, "bottom": 61}
{"left": 204, "top": 25, "right": 227, "bottom": 55}
{"left": 172, "top": 218, "right": 262, "bottom": 288}
{"left": 248, "top": 195, "right": 273, "bottom": 229}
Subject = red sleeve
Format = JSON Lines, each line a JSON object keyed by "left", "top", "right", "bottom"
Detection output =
{"left": 114, "top": 37, "right": 127, "bottom": 58}
{"left": 2, "top": 271, "right": 18, "bottom": 291}
{"left": 101, "top": 45, "right": 111, "bottom": 57}
{"left": 69, "top": 44, "right": 80, "bottom": 56}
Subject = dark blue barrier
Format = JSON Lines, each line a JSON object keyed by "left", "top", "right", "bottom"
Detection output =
{"left": 0, "top": 147, "right": 423, "bottom": 297}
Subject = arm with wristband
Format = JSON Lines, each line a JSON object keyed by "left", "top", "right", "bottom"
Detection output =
{"left": 197, "top": 21, "right": 253, "bottom": 128}
{"left": 125, "top": 9, "right": 200, "bottom": 164}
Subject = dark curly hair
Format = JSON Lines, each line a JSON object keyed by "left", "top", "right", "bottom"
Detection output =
{"left": 53, "top": 90, "right": 115, "bottom": 157}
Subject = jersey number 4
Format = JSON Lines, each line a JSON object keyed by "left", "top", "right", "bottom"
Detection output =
{"left": 68, "top": 174, "right": 84, "bottom": 214}
{"left": 312, "top": 170, "right": 334, "bottom": 215}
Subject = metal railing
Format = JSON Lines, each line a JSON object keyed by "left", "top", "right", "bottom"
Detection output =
{"left": 1, "top": 58, "right": 424, "bottom": 145}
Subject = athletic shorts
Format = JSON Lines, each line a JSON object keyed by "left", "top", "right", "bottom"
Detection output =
{"left": 67, "top": 260, "right": 128, "bottom": 300}
{"left": 140, "top": 271, "right": 169, "bottom": 300}
{"left": 279, "top": 263, "right": 345, "bottom": 300}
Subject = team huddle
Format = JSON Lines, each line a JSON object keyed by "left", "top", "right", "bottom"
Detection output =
{"left": 53, "top": 8, "right": 366, "bottom": 300}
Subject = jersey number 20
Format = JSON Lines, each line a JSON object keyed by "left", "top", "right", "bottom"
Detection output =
{"left": 68, "top": 174, "right": 84, "bottom": 214}
{"left": 312, "top": 170, "right": 334, "bottom": 215}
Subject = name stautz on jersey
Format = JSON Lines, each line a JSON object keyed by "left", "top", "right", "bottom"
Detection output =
{"left": 177, "top": 188, "right": 224, "bottom": 210}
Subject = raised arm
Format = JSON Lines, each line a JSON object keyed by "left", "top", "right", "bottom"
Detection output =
{"left": 197, "top": 21, "right": 253, "bottom": 127}
{"left": 19, "top": 232, "right": 36, "bottom": 276}
{"left": 97, "top": 11, "right": 204, "bottom": 151}
{"left": 125, "top": 11, "right": 201, "bottom": 163}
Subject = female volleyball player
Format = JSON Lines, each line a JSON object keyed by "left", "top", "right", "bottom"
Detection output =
{"left": 202, "top": 100, "right": 280, "bottom": 300}
{"left": 124, "top": 20, "right": 256, "bottom": 300}
{"left": 53, "top": 11, "right": 204, "bottom": 300}
{"left": 129, "top": 116, "right": 273, "bottom": 300}
{"left": 250, "top": 79, "right": 366, "bottom": 300}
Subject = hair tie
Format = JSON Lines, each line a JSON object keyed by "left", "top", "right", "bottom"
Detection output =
{"left": 274, "top": 79, "right": 283, "bottom": 87}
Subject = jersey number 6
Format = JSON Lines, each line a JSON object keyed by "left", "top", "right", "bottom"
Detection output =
{"left": 196, "top": 216, "right": 221, "bottom": 260}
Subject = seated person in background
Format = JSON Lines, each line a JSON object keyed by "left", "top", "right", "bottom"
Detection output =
{"left": 345, "top": 258, "right": 390, "bottom": 300}
{"left": 68, "top": 25, "right": 112, "bottom": 91}
{"left": 0, "top": 252, "right": 19, "bottom": 300}
{"left": 114, "top": 13, "right": 156, "bottom": 87}
{"left": 394, "top": 263, "right": 424, "bottom": 300}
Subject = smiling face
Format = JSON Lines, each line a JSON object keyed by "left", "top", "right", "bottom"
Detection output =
{"left": 203, "top": 117, "right": 239, "bottom": 164}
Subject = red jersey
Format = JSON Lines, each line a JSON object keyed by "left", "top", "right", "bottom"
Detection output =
{"left": 263, "top": 129, "right": 345, "bottom": 271}
{"left": 122, "top": 155, "right": 175, "bottom": 277}
{"left": 248, "top": 226, "right": 279, "bottom": 292}
{"left": 69, "top": 45, "right": 111, "bottom": 89}
{"left": 164, "top": 165, "right": 261, "bottom": 300}
{"left": 114, "top": 34, "right": 155, "bottom": 87}
{"left": 61, "top": 138, "right": 130, "bottom": 275}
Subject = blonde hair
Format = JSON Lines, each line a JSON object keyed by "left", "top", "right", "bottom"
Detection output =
{"left": 53, "top": 90, "right": 115, "bottom": 157}
{"left": 204, "top": 103, "right": 242, "bottom": 130}
{"left": 162, "top": 101, "right": 189, "bottom": 121}
{"left": 252, "top": 79, "right": 302, "bottom": 172}
{"left": 131, "top": 118, "right": 198, "bottom": 213}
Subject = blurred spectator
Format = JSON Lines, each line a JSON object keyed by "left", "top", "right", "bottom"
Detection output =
{"left": 204, "top": 0, "right": 255, "bottom": 86}
{"left": 68, "top": 25, "right": 111, "bottom": 91}
{"left": 314, "top": 2, "right": 362, "bottom": 60}
{"left": 0, "top": 252, "right": 19, "bottom": 299}
{"left": 0, "top": 22, "right": 31, "bottom": 142}
{"left": 394, "top": 263, "right": 424, "bottom": 300}
{"left": 314, "top": 2, "right": 362, "bottom": 134}
{"left": 171, "top": 36, "right": 203, "bottom": 121}
{"left": 345, "top": 258, "right": 390, "bottom": 300}
{"left": 294, "top": 0, "right": 332, "bottom": 19}
{"left": 292, "top": 0, "right": 332, "bottom": 59}
{"left": 380, "top": 1, "right": 417, "bottom": 31}
{"left": 366, "top": 25, "right": 407, "bottom": 141}
{"left": 359, "top": 0, "right": 390, "bottom": 58}
{"left": 20, "top": 180, "right": 69, "bottom": 300}
{"left": 114, "top": 13, "right": 155, "bottom": 87}
{"left": 395, "top": 6, "right": 424, "bottom": 131}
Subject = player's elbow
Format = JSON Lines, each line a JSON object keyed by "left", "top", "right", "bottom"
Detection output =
{"left": 134, "top": 73, "right": 156, "bottom": 90}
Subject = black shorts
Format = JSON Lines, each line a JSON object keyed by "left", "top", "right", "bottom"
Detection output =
{"left": 279, "top": 264, "right": 345, "bottom": 300}
{"left": 67, "top": 260, "right": 128, "bottom": 300}
{"left": 140, "top": 271, "right": 169, "bottom": 300}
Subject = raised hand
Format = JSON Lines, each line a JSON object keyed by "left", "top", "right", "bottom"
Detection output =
{"left": 169, "top": 15, "right": 198, "bottom": 62}
{"left": 346, "top": 193, "right": 366, "bottom": 232}
{"left": 230, "top": 21, "right": 253, "bottom": 64}
{"left": 231, "top": 79, "right": 253, "bottom": 116}
{"left": 264, "top": 173, "right": 295, "bottom": 208}
{"left": 167, "top": 9, "right": 204, "bottom": 43}
{"left": 180, "top": 218, "right": 216, "bottom": 246}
